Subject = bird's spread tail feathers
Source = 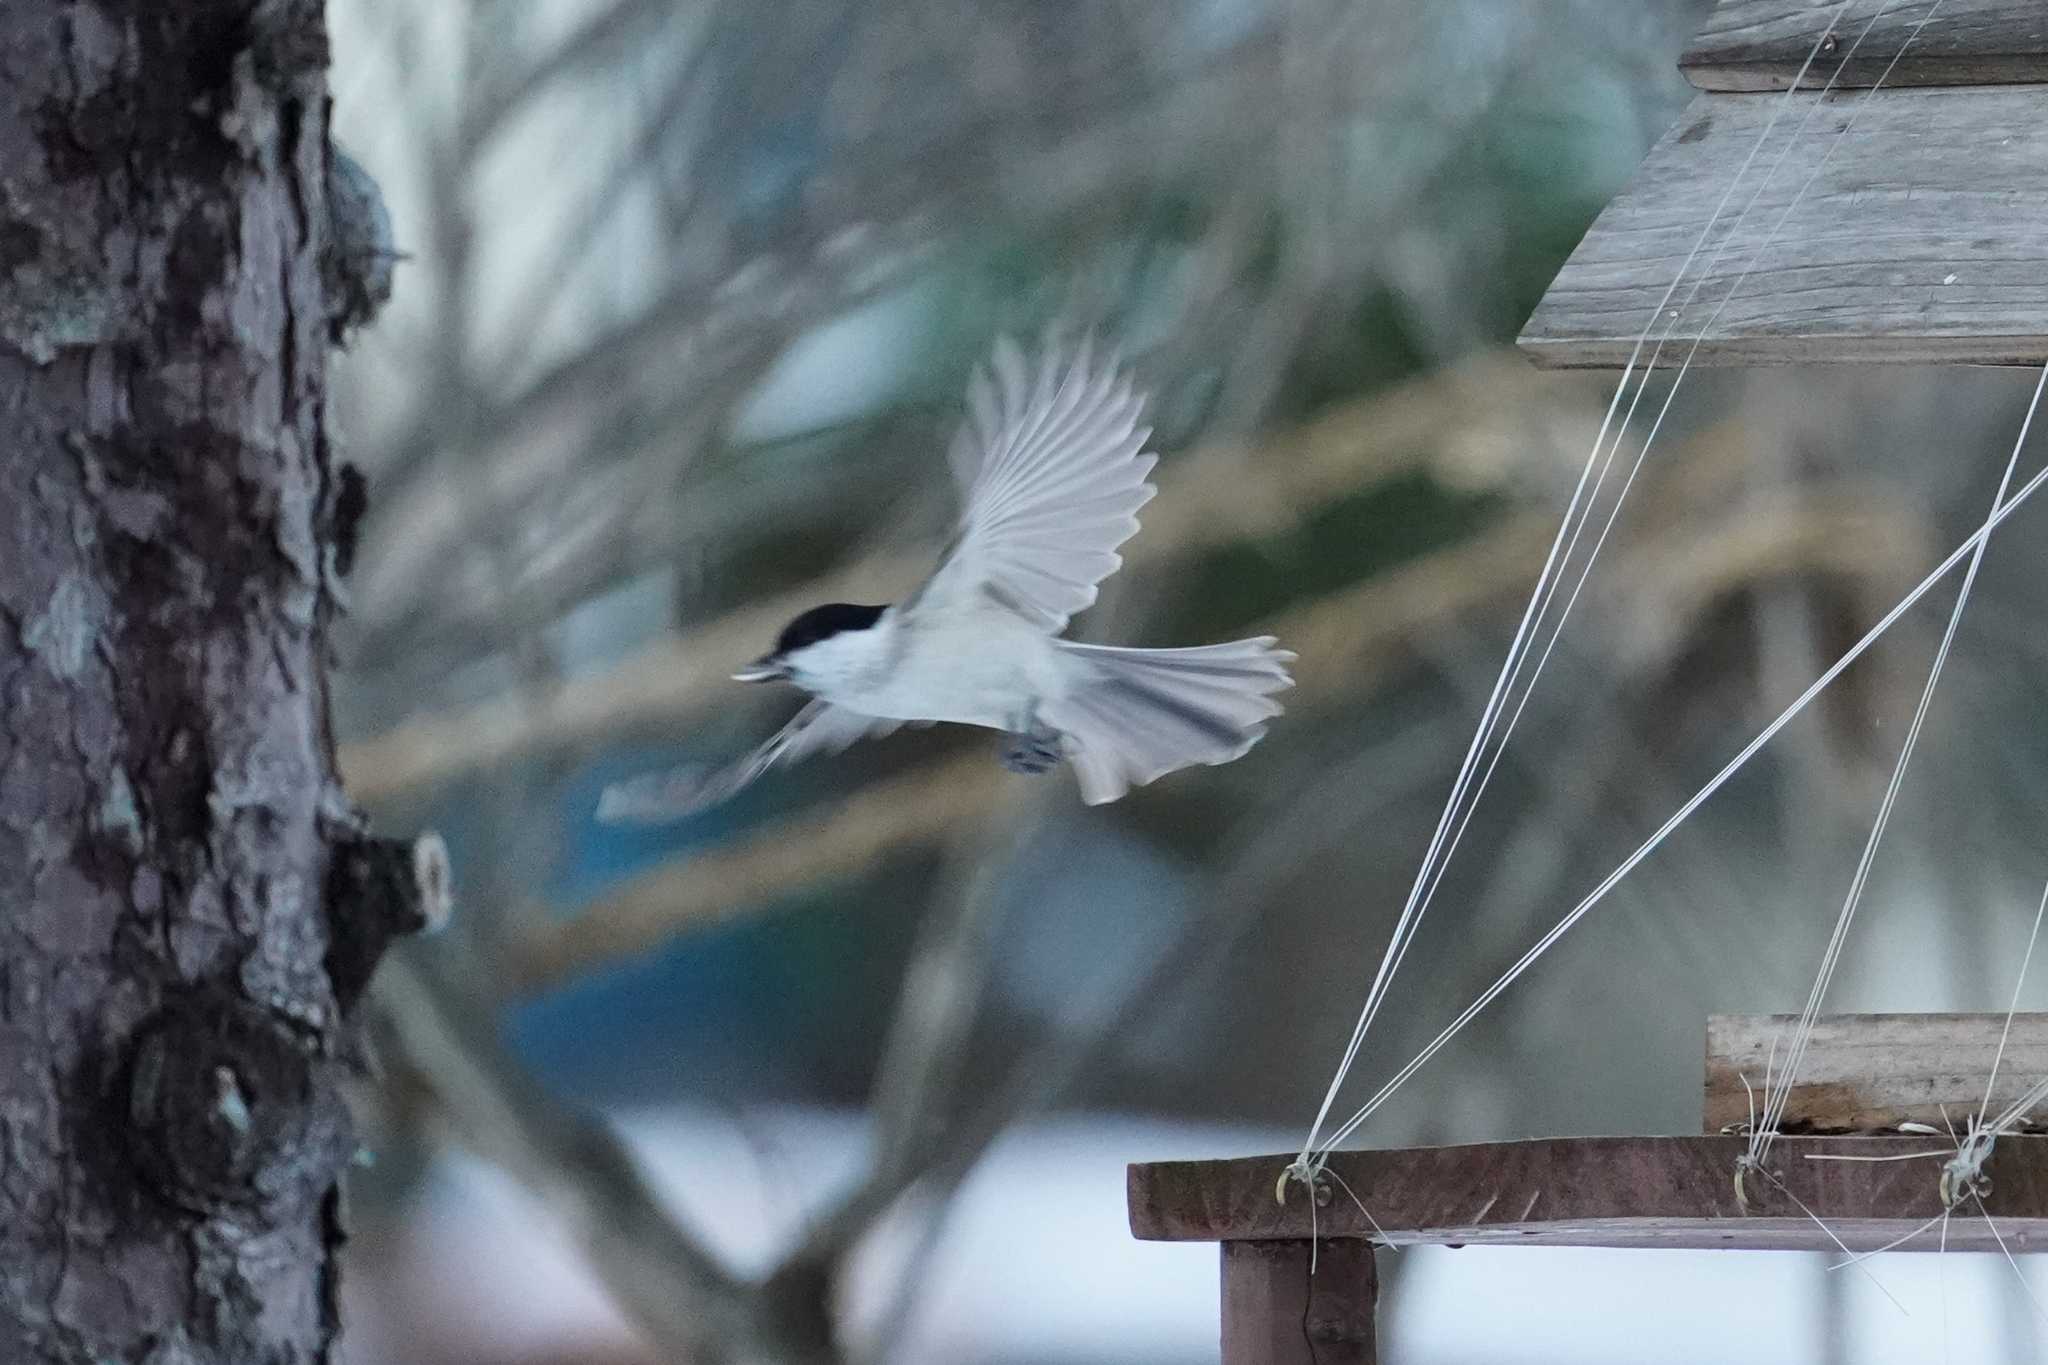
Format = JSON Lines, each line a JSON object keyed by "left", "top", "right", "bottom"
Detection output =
{"left": 1043, "top": 637, "right": 1295, "bottom": 804}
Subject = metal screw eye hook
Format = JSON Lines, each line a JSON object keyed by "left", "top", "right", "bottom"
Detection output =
{"left": 1733, "top": 1154, "right": 1760, "bottom": 1215}
{"left": 1940, "top": 1151, "right": 1991, "bottom": 1210}
{"left": 1276, "top": 1157, "right": 1330, "bottom": 1207}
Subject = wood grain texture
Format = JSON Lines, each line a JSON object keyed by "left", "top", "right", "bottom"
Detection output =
{"left": 1684, "top": 0, "right": 2048, "bottom": 91}
{"left": 1518, "top": 88, "right": 2048, "bottom": 368}
{"left": 1222, "top": 1240, "right": 1377, "bottom": 1365}
{"left": 1705, "top": 1013, "right": 2048, "bottom": 1132}
{"left": 1128, "top": 1135, "right": 2048, "bottom": 1252}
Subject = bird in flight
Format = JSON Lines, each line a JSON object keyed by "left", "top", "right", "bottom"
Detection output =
{"left": 599, "top": 336, "right": 1295, "bottom": 821}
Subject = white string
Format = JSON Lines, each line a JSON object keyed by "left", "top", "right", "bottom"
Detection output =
{"left": 1755, "top": 1165, "right": 1910, "bottom": 1315}
{"left": 1917, "top": 380, "right": 2048, "bottom": 1206}
{"left": 1822, "top": 1096, "right": 2048, "bottom": 1278}
{"left": 1308, "top": 7, "right": 1966, "bottom": 1163}
{"left": 1803, "top": 1148, "right": 1949, "bottom": 1164}
{"left": 1932, "top": 899, "right": 2048, "bottom": 1200}
{"left": 1804, "top": 1097, "right": 2048, "bottom": 1321}
{"left": 1322, "top": 1166, "right": 1394, "bottom": 1248}
{"left": 1972, "top": 1192, "right": 2048, "bottom": 1327}
{"left": 1314, "top": 390, "right": 2048, "bottom": 1152}
{"left": 1946, "top": 1071, "right": 2048, "bottom": 1206}
{"left": 1369, "top": 0, "right": 1909, "bottom": 1038}
{"left": 1827, "top": 1207, "right": 1952, "bottom": 1269}
{"left": 1754, "top": 315, "right": 2008, "bottom": 1168}
{"left": 1766, "top": 375, "right": 2048, "bottom": 1273}
{"left": 1978, "top": 879, "right": 2048, "bottom": 1130}
{"left": 1740, "top": 0, "right": 1957, "bottom": 1171}
{"left": 1983, "top": 1074, "right": 2048, "bottom": 1141}
{"left": 1295, "top": 1, "right": 1856, "bottom": 1164}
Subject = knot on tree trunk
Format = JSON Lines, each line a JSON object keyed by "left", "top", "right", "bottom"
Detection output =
{"left": 125, "top": 991, "right": 355, "bottom": 1220}
{"left": 324, "top": 830, "right": 452, "bottom": 1012}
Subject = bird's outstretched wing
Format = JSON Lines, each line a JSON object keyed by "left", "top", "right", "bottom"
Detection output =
{"left": 912, "top": 336, "right": 1158, "bottom": 632}
{"left": 596, "top": 701, "right": 899, "bottom": 824}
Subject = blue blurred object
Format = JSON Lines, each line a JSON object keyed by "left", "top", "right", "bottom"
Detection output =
{"left": 499, "top": 746, "right": 916, "bottom": 1107}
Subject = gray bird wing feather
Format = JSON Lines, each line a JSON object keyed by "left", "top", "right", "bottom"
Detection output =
{"left": 911, "top": 335, "right": 1158, "bottom": 632}
{"left": 596, "top": 700, "right": 901, "bottom": 823}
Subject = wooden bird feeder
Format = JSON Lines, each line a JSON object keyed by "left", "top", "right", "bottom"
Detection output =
{"left": 1129, "top": 3, "right": 2048, "bottom": 1358}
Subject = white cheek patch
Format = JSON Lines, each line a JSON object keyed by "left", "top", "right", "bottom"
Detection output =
{"left": 787, "top": 632, "right": 880, "bottom": 689}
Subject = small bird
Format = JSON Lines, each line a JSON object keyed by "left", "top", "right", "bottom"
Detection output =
{"left": 599, "top": 336, "right": 1294, "bottom": 820}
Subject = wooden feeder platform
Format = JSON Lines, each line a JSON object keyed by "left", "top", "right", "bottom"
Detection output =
{"left": 1129, "top": 1014, "right": 2048, "bottom": 1362}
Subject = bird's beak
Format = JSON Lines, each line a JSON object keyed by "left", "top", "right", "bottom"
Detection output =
{"left": 732, "top": 655, "right": 789, "bottom": 683}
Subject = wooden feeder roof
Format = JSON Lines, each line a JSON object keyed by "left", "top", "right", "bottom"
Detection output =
{"left": 1519, "top": 0, "right": 2048, "bottom": 368}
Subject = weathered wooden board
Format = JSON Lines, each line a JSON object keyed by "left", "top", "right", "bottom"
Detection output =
{"left": 1684, "top": 0, "right": 2048, "bottom": 92}
{"left": 1517, "top": 87, "right": 2048, "bottom": 369}
{"left": 1705, "top": 1013, "right": 2048, "bottom": 1133}
{"left": 1222, "top": 1240, "right": 1377, "bottom": 1365}
{"left": 1128, "top": 1135, "right": 2048, "bottom": 1252}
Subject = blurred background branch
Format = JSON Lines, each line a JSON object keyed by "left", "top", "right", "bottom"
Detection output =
{"left": 369, "top": 953, "right": 776, "bottom": 1362}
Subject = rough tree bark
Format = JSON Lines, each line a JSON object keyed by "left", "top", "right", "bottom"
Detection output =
{"left": 0, "top": 4, "right": 415, "bottom": 1360}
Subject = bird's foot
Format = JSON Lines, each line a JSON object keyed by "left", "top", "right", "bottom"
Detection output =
{"left": 1001, "top": 723, "right": 1064, "bottom": 775}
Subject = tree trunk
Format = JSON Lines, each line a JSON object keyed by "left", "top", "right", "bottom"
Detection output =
{"left": 0, "top": 4, "right": 390, "bottom": 1359}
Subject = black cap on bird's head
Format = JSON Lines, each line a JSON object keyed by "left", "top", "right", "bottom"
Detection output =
{"left": 733, "top": 602, "right": 889, "bottom": 681}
